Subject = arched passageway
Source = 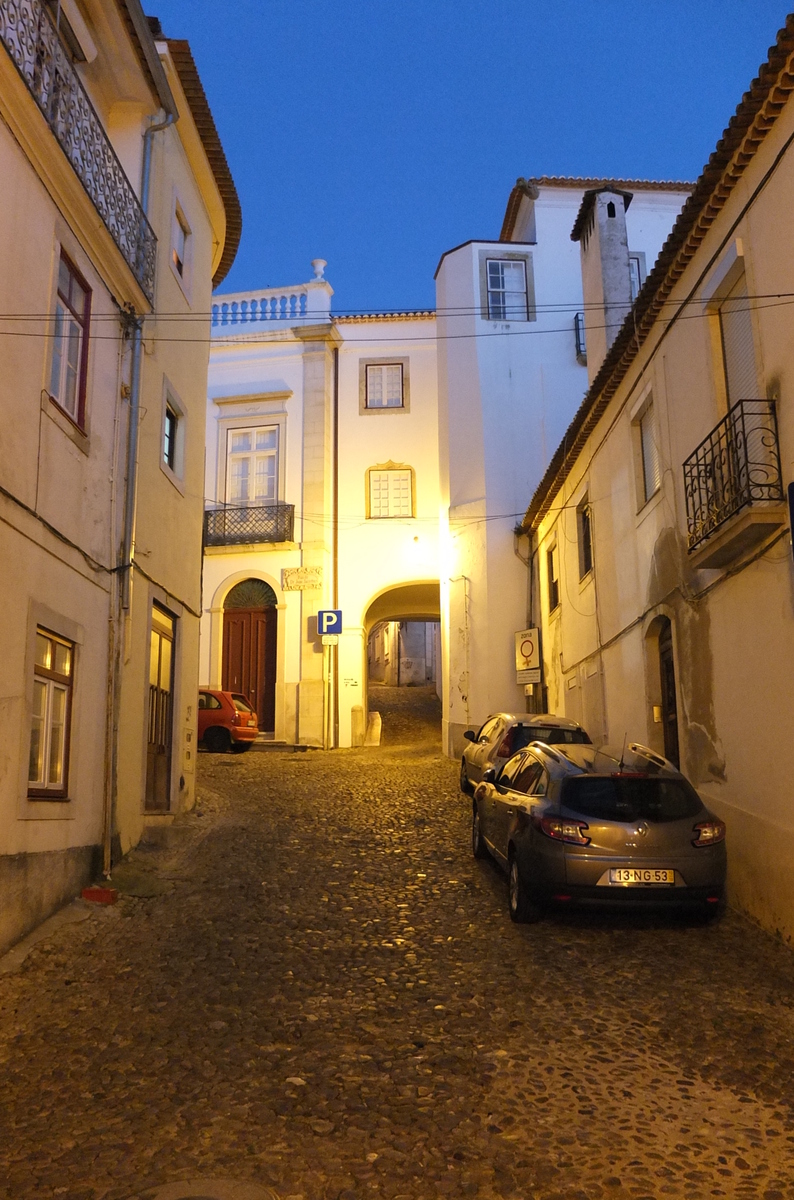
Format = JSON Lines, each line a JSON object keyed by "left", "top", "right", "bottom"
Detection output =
{"left": 361, "top": 582, "right": 441, "bottom": 745}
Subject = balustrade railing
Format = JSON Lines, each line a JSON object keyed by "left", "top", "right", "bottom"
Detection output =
{"left": 204, "top": 503, "right": 295, "bottom": 546}
{"left": 683, "top": 399, "right": 783, "bottom": 552}
{"left": 211, "top": 282, "right": 333, "bottom": 332}
{"left": 0, "top": 0, "right": 156, "bottom": 302}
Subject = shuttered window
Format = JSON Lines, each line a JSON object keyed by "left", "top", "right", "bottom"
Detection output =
{"left": 720, "top": 276, "right": 759, "bottom": 403}
{"left": 366, "top": 364, "right": 404, "bottom": 408}
{"left": 368, "top": 469, "right": 412, "bottom": 518}
{"left": 640, "top": 402, "right": 662, "bottom": 503}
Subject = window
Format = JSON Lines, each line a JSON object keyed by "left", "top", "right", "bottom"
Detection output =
{"left": 163, "top": 403, "right": 178, "bottom": 471}
{"left": 628, "top": 253, "right": 646, "bottom": 302}
{"left": 368, "top": 467, "right": 413, "bottom": 518}
{"left": 719, "top": 275, "right": 759, "bottom": 403}
{"left": 639, "top": 402, "right": 661, "bottom": 503}
{"left": 198, "top": 692, "right": 222, "bottom": 710}
{"left": 366, "top": 363, "right": 404, "bottom": 408}
{"left": 486, "top": 259, "right": 528, "bottom": 320}
{"left": 49, "top": 253, "right": 90, "bottom": 426}
{"left": 29, "top": 628, "right": 73, "bottom": 798}
{"left": 547, "top": 544, "right": 560, "bottom": 613}
{"left": 226, "top": 426, "right": 278, "bottom": 505}
{"left": 172, "top": 206, "right": 190, "bottom": 280}
{"left": 514, "top": 758, "right": 544, "bottom": 795}
{"left": 577, "top": 496, "right": 593, "bottom": 579}
{"left": 574, "top": 311, "right": 587, "bottom": 363}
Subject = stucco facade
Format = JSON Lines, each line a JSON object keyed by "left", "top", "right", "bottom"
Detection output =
{"left": 201, "top": 279, "right": 440, "bottom": 748}
{"left": 524, "top": 20, "right": 794, "bottom": 940}
{"left": 0, "top": 0, "right": 238, "bottom": 951}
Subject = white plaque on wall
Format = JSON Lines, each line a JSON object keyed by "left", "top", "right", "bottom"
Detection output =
{"left": 282, "top": 566, "right": 323, "bottom": 591}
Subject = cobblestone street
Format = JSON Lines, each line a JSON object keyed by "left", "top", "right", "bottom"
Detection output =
{"left": 3, "top": 687, "right": 794, "bottom": 1200}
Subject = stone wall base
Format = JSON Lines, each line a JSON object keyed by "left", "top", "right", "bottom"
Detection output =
{"left": 0, "top": 845, "right": 100, "bottom": 955}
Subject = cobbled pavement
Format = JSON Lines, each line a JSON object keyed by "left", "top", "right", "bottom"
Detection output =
{"left": 2, "top": 686, "right": 794, "bottom": 1200}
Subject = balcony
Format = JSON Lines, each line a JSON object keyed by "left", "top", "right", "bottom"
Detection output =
{"left": 204, "top": 503, "right": 295, "bottom": 548}
{"left": 683, "top": 399, "right": 786, "bottom": 569}
{"left": 0, "top": 0, "right": 156, "bottom": 302}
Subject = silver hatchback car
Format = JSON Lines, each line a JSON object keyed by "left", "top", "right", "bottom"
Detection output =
{"left": 460, "top": 712, "right": 591, "bottom": 795}
{"left": 471, "top": 741, "right": 726, "bottom": 922}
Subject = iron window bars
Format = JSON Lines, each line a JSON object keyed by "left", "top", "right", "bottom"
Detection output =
{"left": 683, "top": 398, "right": 783, "bottom": 552}
{"left": 0, "top": 0, "right": 157, "bottom": 302}
{"left": 203, "top": 503, "right": 295, "bottom": 547}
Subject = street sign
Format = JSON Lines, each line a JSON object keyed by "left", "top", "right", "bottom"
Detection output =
{"left": 515, "top": 628, "right": 541, "bottom": 686}
{"left": 317, "top": 609, "right": 342, "bottom": 636}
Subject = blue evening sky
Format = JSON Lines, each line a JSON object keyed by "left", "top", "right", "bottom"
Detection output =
{"left": 152, "top": 0, "right": 789, "bottom": 312}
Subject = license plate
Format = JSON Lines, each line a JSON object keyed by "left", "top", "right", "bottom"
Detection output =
{"left": 248, "top": 718, "right": 257, "bottom": 727}
{"left": 609, "top": 868, "right": 675, "bottom": 886}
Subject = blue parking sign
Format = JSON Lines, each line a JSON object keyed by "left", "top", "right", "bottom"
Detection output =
{"left": 317, "top": 609, "right": 342, "bottom": 636}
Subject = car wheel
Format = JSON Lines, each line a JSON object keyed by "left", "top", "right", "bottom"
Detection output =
{"left": 471, "top": 805, "right": 488, "bottom": 859}
{"left": 508, "top": 853, "right": 541, "bottom": 924}
{"left": 231, "top": 741, "right": 252, "bottom": 754}
{"left": 460, "top": 758, "right": 473, "bottom": 795}
{"left": 204, "top": 726, "right": 231, "bottom": 754}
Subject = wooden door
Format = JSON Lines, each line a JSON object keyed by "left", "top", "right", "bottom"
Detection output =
{"left": 658, "top": 620, "right": 680, "bottom": 769}
{"left": 146, "top": 606, "right": 175, "bottom": 810}
{"left": 222, "top": 606, "right": 277, "bottom": 731}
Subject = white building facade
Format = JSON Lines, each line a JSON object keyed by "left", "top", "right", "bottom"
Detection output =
{"left": 201, "top": 270, "right": 440, "bottom": 748}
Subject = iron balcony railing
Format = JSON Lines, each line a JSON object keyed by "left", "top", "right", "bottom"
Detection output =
{"left": 0, "top": 0, "right": 156, "bottom": 302}
{"left": 683, "top": 398, "right": 784, "bottom": 552}
{"left": 204, "top": 503, "right": 295, "bottom": 547}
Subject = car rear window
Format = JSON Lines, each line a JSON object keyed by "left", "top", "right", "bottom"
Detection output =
{"left": 515, "top": 726, "right": 591, "bottom": 750}
{"left": 231, "top": 694, "right": 254, "bottom": 713}
{"left": 560, "top": 776, "right": 703, "bottom": 823}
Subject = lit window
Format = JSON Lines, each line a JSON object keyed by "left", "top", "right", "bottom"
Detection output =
{"left": 366, "top": 364, "right": 404, "bottom": 408}
{"left": 163, "top": 404, "right": 178, "bottom": 471}
{"left": 640, "top": 403, "right": 661, "bottom": 503}
{"left": 29, "top": 628, "right": 73, "bottom": 799}
{"left": 368, "top": 468, "right": 413, "bottom": 518}
{"left": 226, "top": 426, "right": 278, "bottom": 505}
{"left": 49, "top": 253, "right": 90, "bottom": 426}
{"left": 486, "top": 259, "right": 528, "bottom": 320}
{"left": 577, "top": 497, "right": 593, "bottom": 579}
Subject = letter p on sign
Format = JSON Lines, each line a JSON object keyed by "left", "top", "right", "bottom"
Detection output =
{"left": 318, "top": 609, "right": 342, "bottom": 636}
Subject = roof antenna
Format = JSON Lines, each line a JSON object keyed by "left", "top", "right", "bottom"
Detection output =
{"left": 618, "top": 732, "right": 628, "bottom": 773}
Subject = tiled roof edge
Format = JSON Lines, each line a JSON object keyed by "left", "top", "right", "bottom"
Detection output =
{"left": 500, "top": 176, "right": 695, "bottom": 241}
{"left": 521, "top": 14, "right": 794, "bottom": 534}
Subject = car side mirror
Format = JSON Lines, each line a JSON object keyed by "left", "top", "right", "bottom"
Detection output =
{"left": 482, "top": 766, "right": 496, "bottom": 783}
{"left": 463, "top": 730, "right": 476, "bottom": 742}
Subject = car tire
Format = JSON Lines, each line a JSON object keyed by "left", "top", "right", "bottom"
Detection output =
{"left": 471, "top": 805, "right": 488, "bottom": 859}
{"left": 460, "top": 759, "right": 473, "bottom": 795}
{"left": 508, "top": 853, "right": 541, "bottom": 924}
{"left": 231, "top": 741, "right": 252, "bottom": 754}
{"left": 204, "top": 726, "right": 231, "bottom": 754}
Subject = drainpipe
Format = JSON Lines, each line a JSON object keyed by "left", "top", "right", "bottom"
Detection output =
{"left": 332, "top": 344, "right": 339, "bottom": 748}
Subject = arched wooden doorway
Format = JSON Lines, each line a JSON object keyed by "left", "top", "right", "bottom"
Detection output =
{"left": 657, "top": 617, "right": 680, "bottom": 768}
{"left": 222, "top": 579, "right": 277, "bottom": 731}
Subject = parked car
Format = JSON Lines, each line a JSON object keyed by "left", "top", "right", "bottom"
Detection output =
{"left": 198, "top": 689, "right": 259, "bottom": 753}
{"left": 471, "top": 741, "right": 726, "bottom": 922}
{"left": 460, "top": 712, "right": 591, "bottom": 794}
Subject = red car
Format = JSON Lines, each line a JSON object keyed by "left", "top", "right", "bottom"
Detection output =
{"left": 198, "top": 689, "right": 259, "bottom": 753}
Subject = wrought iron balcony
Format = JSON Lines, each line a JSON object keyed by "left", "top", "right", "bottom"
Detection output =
{"left": 683, "top": 399, "right": 785, "bottom": 564}
{"left": 0, "top": 0, "right": 156, "bottom": 302}
{"left": 204, "top": 503, "right": 295, "bottom": 547}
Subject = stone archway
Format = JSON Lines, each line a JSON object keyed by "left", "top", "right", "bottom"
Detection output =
{"left": 222, "top": 579, "right": 278, "bottom": 731}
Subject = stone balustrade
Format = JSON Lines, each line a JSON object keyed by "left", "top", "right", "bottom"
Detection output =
{"left": 212, "top": 278, "right": 332, "bottom": 334}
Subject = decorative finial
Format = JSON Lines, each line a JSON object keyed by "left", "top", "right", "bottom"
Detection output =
{"left": 311, "top": 258, "right": 327, "bottom": 280}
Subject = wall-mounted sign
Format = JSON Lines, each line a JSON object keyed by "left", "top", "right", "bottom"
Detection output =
{"left": 515, "top": 628, "right": 541, "bottom": 686}
{"left": 282, "top": 566, "right": 322, "bottom": 591}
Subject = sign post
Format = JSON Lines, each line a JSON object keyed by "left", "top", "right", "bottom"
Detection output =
{"left": 515, "top": 628, "right": 541, "bottom": 685}
{"left": 317, "top": 611, "right": 342, "bottom": 749}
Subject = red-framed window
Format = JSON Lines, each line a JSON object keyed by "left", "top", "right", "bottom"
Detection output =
{"left": 49, "top": 252, "right": 91, "bottom": 428}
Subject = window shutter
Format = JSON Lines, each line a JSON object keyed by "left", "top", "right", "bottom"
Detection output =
{"left": 640, "top": 404, "right": 661, "bottom": 501}
{"left": 720, "top": 278, "right": 758, "bottom": 403}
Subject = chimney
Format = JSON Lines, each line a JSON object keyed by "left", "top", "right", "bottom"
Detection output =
{"left": 571, "top": 188, "right": 633, "bottom": 383}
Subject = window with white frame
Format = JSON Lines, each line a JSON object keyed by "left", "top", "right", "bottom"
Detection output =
{"left": 368, "top": 467, "right": 413, "bottom": 518}
{"left": 577, "top": 495, "right": 593, "bottom": 579}
{"left": 172, "top": 204, "right": 191, "bottom": 278}
{"left": 486, "top": 259, "right": 528, "bottom": 320}
{"left": 29, "top": 628, "right": 73, "bottom": 798}
{"left": 226, "top": 426, "right": 278, "bottom": 505}
{"left": 163, "top": 403, "right": 178, "bottom": 471}
{"left": 365, "top": 363, "right": 404, "bottom": 408}
{"left": 639, "top": 400, "right": 662, "bottom": 503}
{"left": 629, "top": 253, "right": 645, "bottom": 302}
{"left": 719, "top": 274, "right": 759, "bottom": 403}
{"left": 49, "top": 253, "right": 91, "bottom": 427}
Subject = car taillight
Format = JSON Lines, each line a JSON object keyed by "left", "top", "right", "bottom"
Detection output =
{"left": 497, "top": 735, "right": 513, "bottom": 757}
{"left": 231, "top": 712, "right": 242, "bottom": 726}
{"left": 539, "top": 815, "right": 591, "bottom": 845}
{"left": 692, "top": 821, "right": 726, "bottom": 847}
